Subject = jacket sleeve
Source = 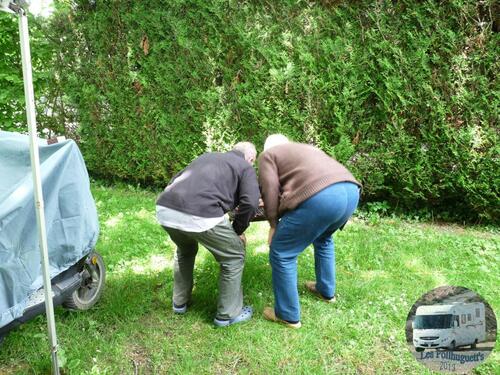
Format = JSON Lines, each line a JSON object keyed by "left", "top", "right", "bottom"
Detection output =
{"left": 232, "top": 166, "right": 260, "bottom": 235}
{"left": 258, "top": 152, "right": 280, "bottom": 228}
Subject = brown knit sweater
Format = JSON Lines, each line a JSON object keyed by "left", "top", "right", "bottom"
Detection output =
{"left": 258, "top": 142, "right": 361, "bottom": 228}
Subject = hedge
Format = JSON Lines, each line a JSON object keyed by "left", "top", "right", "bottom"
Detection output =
{"left": 29, "top": 1, "right": 500, "bottom": 222}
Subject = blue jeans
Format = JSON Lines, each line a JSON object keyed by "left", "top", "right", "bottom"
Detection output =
{"left": 270, "top": 182, "right": 360, "bottom": 322}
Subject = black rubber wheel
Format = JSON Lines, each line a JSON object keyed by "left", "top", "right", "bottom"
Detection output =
{"left": 449, "top": 340, "right": 456, "bottom": 350}
{"left": 415, "top": 347, "right": 424, "bottom": 352}
{"left": 63, "top": 252, "right": 105, "bottom": 311}
{"left": 471, "top": 339, "right": 478, "bottom": 349}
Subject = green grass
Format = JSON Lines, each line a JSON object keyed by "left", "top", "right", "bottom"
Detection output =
{"left": 0, "top": 183, "right": 498, "bottom": 374}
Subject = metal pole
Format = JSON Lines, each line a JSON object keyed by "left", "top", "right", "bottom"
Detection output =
{"left": 18, "top": 9, "right": 60, "bottom": 375}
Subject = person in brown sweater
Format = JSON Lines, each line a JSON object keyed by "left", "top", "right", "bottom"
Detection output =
{"left": 258, "top": 134, "right": 361, "bottom": 328}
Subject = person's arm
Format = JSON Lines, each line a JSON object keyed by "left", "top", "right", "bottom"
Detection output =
{"left": 258, "top": 152, "right": 280, "bottom": 229}
{"left": 232, "top": 167, "right": 260, "bottom": 235}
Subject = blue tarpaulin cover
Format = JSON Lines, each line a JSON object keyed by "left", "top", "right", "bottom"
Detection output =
{"left": 0, "top": 131, "right": 99, "bottom": 328}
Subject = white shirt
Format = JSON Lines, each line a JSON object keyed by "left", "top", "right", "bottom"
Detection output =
{"left": 156, "top": 205, "right": 225, "bottom": 233}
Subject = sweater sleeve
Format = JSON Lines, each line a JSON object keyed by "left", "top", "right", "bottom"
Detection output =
{"left": 258, "top": 152, "right": 280, "bottom": 228}
{"left": 232, "top": 166, "right": 260, "bottom": 235}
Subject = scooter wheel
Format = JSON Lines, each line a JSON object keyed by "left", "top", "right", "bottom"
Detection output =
{"left": 63, "top": 252, "right": 106, "bottom": 311}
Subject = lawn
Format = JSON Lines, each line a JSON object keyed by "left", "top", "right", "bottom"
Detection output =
{"left": 0, "top": 183, "right": 498, "bottom": 374}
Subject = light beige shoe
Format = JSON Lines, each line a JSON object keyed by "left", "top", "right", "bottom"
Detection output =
{"left": 263, "top": 307, "right": 301, "bottom": 329}
{"left": 305, "top": 281, "right": 336, "bottom": 303}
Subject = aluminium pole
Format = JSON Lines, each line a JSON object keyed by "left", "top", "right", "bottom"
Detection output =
{"left": 18, "top": 9, "right": 60, "bottom": 375}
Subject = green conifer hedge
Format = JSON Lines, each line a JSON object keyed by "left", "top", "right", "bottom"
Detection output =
{"left": 41, "top": 0, "right": 498, "bottom": 222}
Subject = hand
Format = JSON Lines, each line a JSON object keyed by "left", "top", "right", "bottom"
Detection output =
{"left": 259, "top": 198, "right": 264, "bottom": 207}
{"left": 268, "top": 227, "right": 275, "bottom": 245}
{"left": 239, "top": 234, "right": 247, "bottom": 246}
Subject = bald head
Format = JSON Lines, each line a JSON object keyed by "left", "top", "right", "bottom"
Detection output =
{"left": 263, "top": 134, "right": 289, "bottom": 151}
{"left": 233, "top": 142, "right": 257, "bottom": 165}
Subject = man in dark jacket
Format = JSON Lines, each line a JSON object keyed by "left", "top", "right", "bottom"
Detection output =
{"left": 156, "top": 142, "right": 260, "bottom": 327}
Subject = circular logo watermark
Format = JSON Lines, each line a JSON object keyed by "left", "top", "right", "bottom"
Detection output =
{"left": 406, "top": 286, "right": 497, "bottom": 373}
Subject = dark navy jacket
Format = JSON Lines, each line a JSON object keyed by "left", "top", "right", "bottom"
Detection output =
{"left": 156, "top": 150, "right": 260, "bottom": 235}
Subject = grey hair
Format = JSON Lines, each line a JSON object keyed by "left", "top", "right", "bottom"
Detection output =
{"left": 232, "top": 141, "right": 257, "bottom": 160}
{"left": 263, "top": 134, "right": 289, "bottom": 151}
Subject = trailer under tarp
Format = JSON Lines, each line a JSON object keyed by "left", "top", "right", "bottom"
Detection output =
{"left": 0, "top": 131, "right": 99, "bottom": 329}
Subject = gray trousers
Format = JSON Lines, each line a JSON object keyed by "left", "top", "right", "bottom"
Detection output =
{"left": 163, "top": 217, "right": 245, "bottom": 320}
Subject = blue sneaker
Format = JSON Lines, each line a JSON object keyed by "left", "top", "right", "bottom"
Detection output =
{"left": 173, "top": 302, "right": 187, "bottom": 314}
{"left": 213, "top": 306, "right": 253, "bottom": 327}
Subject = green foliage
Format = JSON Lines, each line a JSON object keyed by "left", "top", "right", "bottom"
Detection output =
{"left": 0, "top": 13, "right": 53, "bottom": 133}
{"left": 26, "top": 1, "right": 500, "bottom": 222}
{"left": 0, "top": 14, "right": 22, "bottom": 131}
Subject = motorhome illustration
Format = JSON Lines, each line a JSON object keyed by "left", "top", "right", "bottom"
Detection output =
{"left": 412, "top": 302, "right": 486, "bottom": 352}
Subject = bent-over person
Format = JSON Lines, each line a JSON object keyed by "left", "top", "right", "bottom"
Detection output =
{"left": 258, "top": 134, "right": 361, "bottom": 328}
{"left": 156, "top": 142, "right": 260, "bottom": 327}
